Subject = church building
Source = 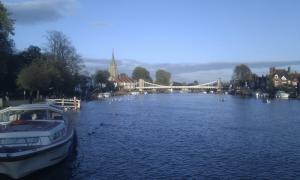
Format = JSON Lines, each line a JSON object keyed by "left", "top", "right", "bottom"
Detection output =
{"left": 108, "top": 50, "right": 136, "bottom": 90}
{"left": 108, "top": 50, "right": 118, "bottom": 80}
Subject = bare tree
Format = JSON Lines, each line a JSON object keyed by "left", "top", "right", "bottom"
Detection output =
{"left": 45, "top": 31, "right": 83, "bottom": 75}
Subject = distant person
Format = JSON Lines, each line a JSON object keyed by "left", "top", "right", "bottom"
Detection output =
{"left": 29, "top": 95, "right": 33, "bottom": 104}
{"left": 5, "top": 93, "right": 9, "bottom": 106}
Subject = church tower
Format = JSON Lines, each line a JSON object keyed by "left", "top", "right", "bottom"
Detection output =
{"left": 108, "top": 49, "right": 118, "bottom": 80}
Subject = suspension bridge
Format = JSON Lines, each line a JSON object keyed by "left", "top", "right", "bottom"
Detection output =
{"left": 136, "top": 79, "right": 222, "bottom": 91}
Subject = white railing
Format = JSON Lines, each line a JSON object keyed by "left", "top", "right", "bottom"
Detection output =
{"left": 46, "top": 98, "right": 81, "bottom": 111}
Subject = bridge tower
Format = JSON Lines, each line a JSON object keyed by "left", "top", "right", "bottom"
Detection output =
{"left": 138, "top": 79, "right": 145, "bottom": 91}
{"left": 217, "top": 78, "right": 222, "bottom": 92}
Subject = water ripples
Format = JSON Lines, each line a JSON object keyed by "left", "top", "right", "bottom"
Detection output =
{"left": 9, "top": 94, "right": 300, "bottom": 179}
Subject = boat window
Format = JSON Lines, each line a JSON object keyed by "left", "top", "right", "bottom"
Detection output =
{"left": 1, "top": 110, "right": 56, "bottom": 122}
{"left": 0, "top": 111, "right": 21, "bottom": 122}
{"left": 49, "top": 111, "right": 63, "bottom": 120}
{"left": 0, "top": 112, "right": 10, "bottom": 123}
{"left": 19, "top": 110, "right": 47, "bottom": 120}
{"left": 20, "top": 113, "right": 32, "bottom": 120}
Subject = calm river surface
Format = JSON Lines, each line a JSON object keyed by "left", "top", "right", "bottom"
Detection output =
{"left": 20, "top": 94, "right": 300, "bottom": 179}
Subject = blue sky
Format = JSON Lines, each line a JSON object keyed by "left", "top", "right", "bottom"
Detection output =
{"left": 3, "top": 0, "right": 300, "bottom": 64}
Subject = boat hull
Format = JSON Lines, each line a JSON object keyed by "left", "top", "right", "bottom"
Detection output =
{"left": 0, "top": 138, "right": 73, "bottom": 179}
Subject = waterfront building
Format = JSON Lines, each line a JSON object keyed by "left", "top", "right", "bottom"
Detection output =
{"left": 114, "top": 74, "right": 136, "bottom": 90}
{"left": 289, "top": 73, "right": 300, "bottom": 86}
{"left": 269, "top": 67, "right": 300, "bottom": 87}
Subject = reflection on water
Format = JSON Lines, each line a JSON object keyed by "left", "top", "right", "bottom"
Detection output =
{"left": 3, "top": 94, "right": 300, "bottom": 179}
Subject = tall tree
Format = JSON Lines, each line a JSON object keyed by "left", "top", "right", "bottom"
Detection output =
{"left": 19, "top": 45, "right": 42, "bottom": 65}
{"left": 232, "top": 64, "right": 252, "bottom": 87}
{"left": 74, "top": 72, "right": 91, "bottom": 96}
{"left": 44, "top": 31, "right": 83, "bottom": 96}
{"left": 17, "top": 61, "right": 51, "bottom": 102}
{"left": 0, "top": 1, "right": 14, "bottom": 54}
{"left": 155, "top": 69, "right": 171, "bottom": 85}
{"left": 0, "top": 1, "right": 15, "bottom": 94}
{"left": 45, "top": 31, "right": 82, "bottom": 75}
{"left": 48, "top": 59, "right": 74, "bottom": 96}
{"left": 132, "top": 66, "right": 152, "bottom": 82}
{"left": 94, "top": 70, "right": 110, "bottom": 91}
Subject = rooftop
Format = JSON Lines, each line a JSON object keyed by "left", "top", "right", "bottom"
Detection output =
{"left": 115, "top": 74, "right": 135, "bottom": 83}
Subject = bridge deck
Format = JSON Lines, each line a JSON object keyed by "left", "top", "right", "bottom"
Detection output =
{"left": 136, "top": 86, "right": 220, "bottom": 89}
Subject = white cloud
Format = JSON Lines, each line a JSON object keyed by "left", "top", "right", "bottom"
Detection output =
{"left": 91, "top": 21, "right": 111, "bottom": 28}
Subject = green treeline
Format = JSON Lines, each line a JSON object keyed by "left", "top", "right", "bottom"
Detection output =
{"left": 132, "top": 67, "right": 171, "bottom": 85}
{"left": 0, "top": 1, "right": 173, "bottom": 100}
{"left": 231, "top": 64, "right": 300, "bottom": 98}
{"left": 0, "top": 2, "right": 88, "bottom": 100}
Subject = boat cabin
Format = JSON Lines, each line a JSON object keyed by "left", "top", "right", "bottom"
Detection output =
{"left": 0, "top": 104, "right": 67, "bottom": 149}
{"left": 0, "top": 104, "right": 64, "bottom": 124}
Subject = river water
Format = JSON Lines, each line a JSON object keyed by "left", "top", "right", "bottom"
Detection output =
{"left": 18, "top": 94, "right": 300, "bottom": 179}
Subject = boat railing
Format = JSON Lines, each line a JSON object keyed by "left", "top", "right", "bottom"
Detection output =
{"left": 46, "top": 98, "right": 81, "bottom": 111}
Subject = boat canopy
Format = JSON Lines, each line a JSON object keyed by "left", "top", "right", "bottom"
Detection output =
{"left": 0, "top": 104, "right": 63, "bottom": 114}
{"left": 0, "top": 104, "right": 64, "bottom": 124}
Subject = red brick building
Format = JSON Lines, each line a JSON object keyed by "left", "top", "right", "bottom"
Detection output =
{"left": 114, "top": 74, "right": 136, "bottom": 90}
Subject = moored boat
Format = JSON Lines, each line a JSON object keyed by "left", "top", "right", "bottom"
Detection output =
{"left": 103, "top": 92, "right": 111, "bottom": 98}
{"left": 275, "top": 91, "right": 289, "bottom": 99}
{"left": 131, "top": 91, "right": 140, "bottom": 95}
{"left": 0, "top": 104, "right": 74, "bottom": 179}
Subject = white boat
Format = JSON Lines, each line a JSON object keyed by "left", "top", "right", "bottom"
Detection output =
{"left": 255, "top": 92, "right": 261, "bottom": 98}
{"left": 97, "top": 93, "right": 104, "bottom": 99}
{"left": 103, "top": 92, "right": 111, "bottom": 98}
{"left": 0, "top": 104, "right": 74, "bottom": 179}
{"left": 179, "top": 89, "right": 191, "bottom": 93}
{"left": 275, "top": 91, "right": 289, "bottom": 99}
{"left": 131, "top": 91, "right": 140, "bottom": 95}
{"left": 97, "top": 92, "right": 111, "bottom": 99}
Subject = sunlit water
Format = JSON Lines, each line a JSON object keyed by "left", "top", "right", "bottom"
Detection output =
{"left": 6, "top": 94, "right": 300, "bottom": 179}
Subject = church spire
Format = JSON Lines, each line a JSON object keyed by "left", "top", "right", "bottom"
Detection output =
{"left": 112, "top": 48, "right": 115, "bottom": 63}
{"left": 108, "top": 49, "right": 118, "bottom": 80}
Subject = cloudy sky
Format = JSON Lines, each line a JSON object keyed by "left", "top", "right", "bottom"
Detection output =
{"left": 2, "top": 0, "right": 300, "bottom": 82}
